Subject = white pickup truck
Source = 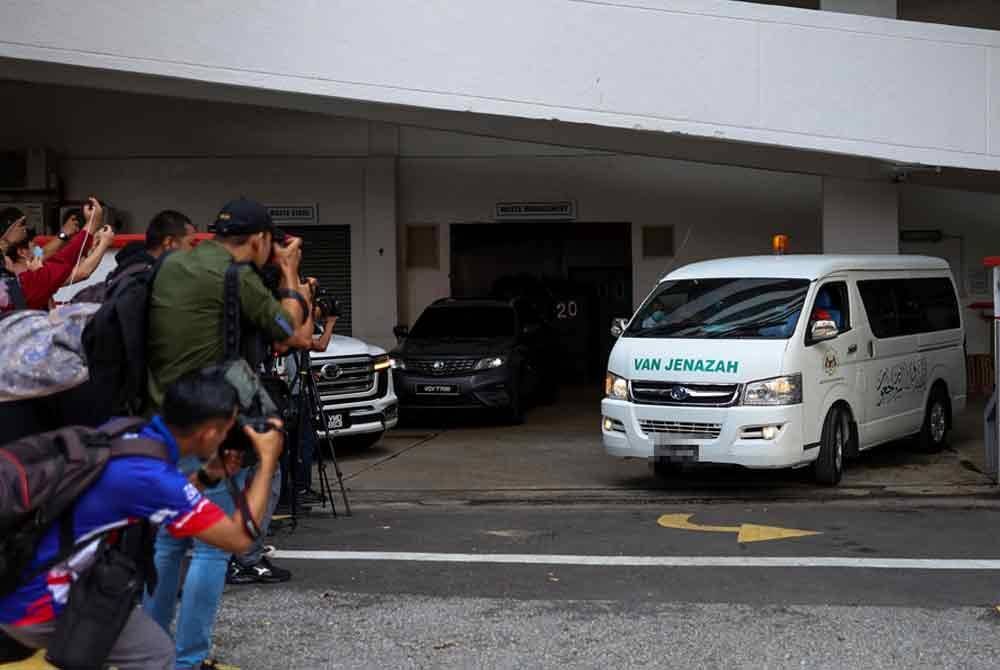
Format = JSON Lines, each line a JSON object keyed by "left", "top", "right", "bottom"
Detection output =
{"left": 309, "top": 335, "right": 399, "bottom": 448}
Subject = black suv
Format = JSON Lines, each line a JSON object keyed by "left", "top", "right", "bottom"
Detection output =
{"left": 391, "top": 298, "right": 559, "bottom": 423}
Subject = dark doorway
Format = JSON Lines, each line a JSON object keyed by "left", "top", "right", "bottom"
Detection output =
{"left": 450, "top": 222, "right": 632, "bottom": 382}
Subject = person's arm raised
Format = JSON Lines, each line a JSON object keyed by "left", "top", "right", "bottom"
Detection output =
{"left": 192, "top": 420, "right": 284, "bottom": 555}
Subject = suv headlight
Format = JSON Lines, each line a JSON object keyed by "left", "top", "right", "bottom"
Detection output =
{"left": 373, "top": 354, "right": 392, "bottom": 371}
{"left": 605, "top": 372, "right": 629, "bottom": 400}
{"left": 742, "top": 374, "right": 803, "bottom": 406}
{"left": 474, "top": 356, "right": 505, "bottom": 371}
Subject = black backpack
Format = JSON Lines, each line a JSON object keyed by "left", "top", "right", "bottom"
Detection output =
{"left": 70, "top": 261, "right": 150, "bottom": 305}
{"left": 0, "top": 418, "right": 167, "bottom": 597}
{"left": 80, "top": 255, "right": 169, "bottom": 419}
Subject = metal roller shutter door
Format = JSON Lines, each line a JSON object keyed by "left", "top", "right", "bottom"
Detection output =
{"left": 280, "top": 225, "right": 352, "bottom": 336}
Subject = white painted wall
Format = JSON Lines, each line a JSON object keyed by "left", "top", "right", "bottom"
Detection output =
{"left": 2, "top": 0, "right": 1000, "bottom": 170}
{"left": 397, "top": 154, "right": 823, "bottom": 324}
{"left": 822, "top": 178, "right": 900, "bottom": 254}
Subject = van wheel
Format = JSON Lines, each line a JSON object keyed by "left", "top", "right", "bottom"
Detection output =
{"left": 814, "top": 406, "right": 849, "bottom": 486}
{"left": 916, "top": 388, "right": 950, "bottom": 453}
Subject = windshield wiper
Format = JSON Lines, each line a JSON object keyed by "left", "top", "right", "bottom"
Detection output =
{"left": 701, "top": 316, "right": 797, "bottom": 338}
{"left": 629, "top": 318, "right": 703, "bottom": 338}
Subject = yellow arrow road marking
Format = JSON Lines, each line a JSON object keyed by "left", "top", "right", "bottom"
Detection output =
{"left": 0, "top": 650, "right": 54, "bottom": 669}
{"left": 657, "top": 514, "right": 821, "bottom": 544}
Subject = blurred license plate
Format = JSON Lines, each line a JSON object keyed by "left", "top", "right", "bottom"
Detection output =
{"left": 327, "top": 412, "right": 351, "bottom": 430}
{"left": 653, "top": 444, "right": 699, "bottom": 462}
{"left": 416, "top": 384, "right": 458, "bottom": 395}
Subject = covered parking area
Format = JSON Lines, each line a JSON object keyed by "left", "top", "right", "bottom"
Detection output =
{"left": 3, "top": 1, "right": 1000, "bottom": 498}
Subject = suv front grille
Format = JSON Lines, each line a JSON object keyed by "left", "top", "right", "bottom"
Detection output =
{"left": 639, "top": 420, "right": 722, "bottom": 439}
{"left": 630, "top": 381, "right": 740, "bottom": 407}
{"left": 407, "top": 358, "right": 478, "bottom": 376}
{"left": 311, "top": 357, "right": 378, "bottom": 399}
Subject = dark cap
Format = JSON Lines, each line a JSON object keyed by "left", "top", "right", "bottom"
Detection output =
{"left": 212, "top": 198, "right": 286, "bottom": 242}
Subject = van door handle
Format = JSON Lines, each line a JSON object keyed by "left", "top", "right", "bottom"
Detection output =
{"left": 847, "top": 344, "right": 858, "bottom": 355}
{"left": 867, "top": 341, "right": 874, "bottom": 358}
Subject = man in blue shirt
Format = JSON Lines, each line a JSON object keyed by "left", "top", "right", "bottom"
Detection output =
{"left": 0, "top": 369, "right": 284, "bottom": 670}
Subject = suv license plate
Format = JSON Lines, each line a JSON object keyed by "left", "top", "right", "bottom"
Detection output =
{"left": 327, "top": 412, "right": 351, "bottom": 430}
{"left": 417, "top": 384, "right": 458, "bottom": 395}
{"left": 654, "top": 444, "right": 699, "bottom": 462}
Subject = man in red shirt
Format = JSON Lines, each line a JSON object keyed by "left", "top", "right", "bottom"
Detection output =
{"left": 3, "top": 197, "right": 104, "bottom": 311}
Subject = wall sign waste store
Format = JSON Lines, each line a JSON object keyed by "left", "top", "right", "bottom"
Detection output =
{"left": 495, "top": 202, "right": 576, "bottom": 221}
{"left": 267, "top": 204, "right": 318, "bottom": 226}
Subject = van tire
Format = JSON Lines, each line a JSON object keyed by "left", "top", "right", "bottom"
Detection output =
{"left": 916, "top": 387, "right": 950, "bottom": 453}
{"left": 814, "top": 406, "right": 849, "bottom": 486}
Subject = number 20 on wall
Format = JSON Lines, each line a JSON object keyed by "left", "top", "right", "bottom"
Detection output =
{"left": 556, "top": 301, "right": 579, "bottom": 319}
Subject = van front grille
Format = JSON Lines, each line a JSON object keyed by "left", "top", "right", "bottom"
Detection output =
{"left": 631, "top": 381, "right": 740, "bottom": 407}
{"left": 639, "top": 420, "right": 722, "bottom": 439}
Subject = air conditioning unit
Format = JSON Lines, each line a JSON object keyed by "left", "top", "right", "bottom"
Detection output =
{"left": 0, "top": 148, "right": 56, "bottom": 190}
{"left": 2, "top": 202, "right": 50, "bottom": 235}
{"left": 59, "top": 203, "right": 119, "bottom": 233}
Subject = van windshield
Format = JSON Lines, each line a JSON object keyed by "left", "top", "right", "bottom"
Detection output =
{"left": 625, "top": 278, "right": 810, "bottom": 339}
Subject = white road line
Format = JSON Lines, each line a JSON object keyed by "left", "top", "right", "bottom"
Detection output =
{"left": 272, "top": 550, "right": 1000, "bottom": 570}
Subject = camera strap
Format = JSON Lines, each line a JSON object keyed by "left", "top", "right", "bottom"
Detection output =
{"left": 225, "top": 472, "right": 262, "bottom": 542}
{"left": 222, "top": 263, "right": 243, "bottom": 362}
{"left": 276, "top": 288, "right": 309, "bottom": 321}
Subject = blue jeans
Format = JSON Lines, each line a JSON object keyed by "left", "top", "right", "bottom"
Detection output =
{"left": 144, "top": 461, "right": 280, "bottom": 669}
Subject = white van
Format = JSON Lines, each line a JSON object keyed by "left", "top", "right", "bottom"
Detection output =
{"left": 602, "top": 255, "right": 966, "bottom": 485}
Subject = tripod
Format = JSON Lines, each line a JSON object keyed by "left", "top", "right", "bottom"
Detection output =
{"left": 293, "top": 348, "right": 352, "bottom": 517}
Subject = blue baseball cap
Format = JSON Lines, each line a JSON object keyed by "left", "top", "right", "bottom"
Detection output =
{"left": 212, "top": 198, "right": 286, "bottom": 242}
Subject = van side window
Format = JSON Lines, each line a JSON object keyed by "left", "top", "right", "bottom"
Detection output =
{"left": 857, "top": 280, "right": 900, "bottom": 339}
{"left": 858, "top": 278, "right": 960, "bottom": 339}
{"left": 901, "top": 278, "right": 960, "bottom": 333}
{"left": 809, "top": 282, "right": 850, "bottom": 335}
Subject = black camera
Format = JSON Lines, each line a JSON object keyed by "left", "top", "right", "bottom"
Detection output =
{"left": 315, "top": 288, "right": 340, "bottom": 320}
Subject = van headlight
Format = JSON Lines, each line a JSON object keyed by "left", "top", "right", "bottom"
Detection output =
{"left": 605, "top": 372, "right": 629, "bottom": 400}
{"left": 742, "top": 374, "right": 802, "bottom": 406}
{"left": 474, "top": 356, "right": 505, "bottom": 371}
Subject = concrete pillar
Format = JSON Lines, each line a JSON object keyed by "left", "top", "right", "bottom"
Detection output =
{"left": 822, "top": 177, "right": 899, "bottom": 254}
{"left": 819, "top": 0, "right": 897, "bottom": 19}
{"left": 361, "top": 123, "right": 399, "bottom": 350}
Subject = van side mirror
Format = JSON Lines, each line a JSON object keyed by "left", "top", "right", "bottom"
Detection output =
{"left": 810, "top": 319, "right": 839, "bottom": 343}
{"left": 393, "top": 324, "right": 409, "bottom": 340}
{"left": 611, "top": 317, "right": 628, "bottom": 338}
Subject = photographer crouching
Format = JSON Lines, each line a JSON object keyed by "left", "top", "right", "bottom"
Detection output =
{"left": 0, "top": 369, "right": 283, "bottom": 670}
{"left": 143, "top": 198, "right": 315, "bottom": 670}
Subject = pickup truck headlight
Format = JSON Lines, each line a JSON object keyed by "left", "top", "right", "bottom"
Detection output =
{"left": 742, "top": 374, "right": 803, "bottom": 406}
{"left": 390, "top": 357, "right": 405, "bottom": 370}
{"left": 474, "top": 356, "right": 505, "bottom": 371}
{"left": 605, "top": 372, "right": 629, "bottom": 400}
{"left": 373, "top": 355, "right": 392, "bottom": 371}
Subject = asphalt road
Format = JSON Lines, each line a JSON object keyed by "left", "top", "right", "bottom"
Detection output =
{"left": 205, "top": 500, "right": 1000, "bottom": 669}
